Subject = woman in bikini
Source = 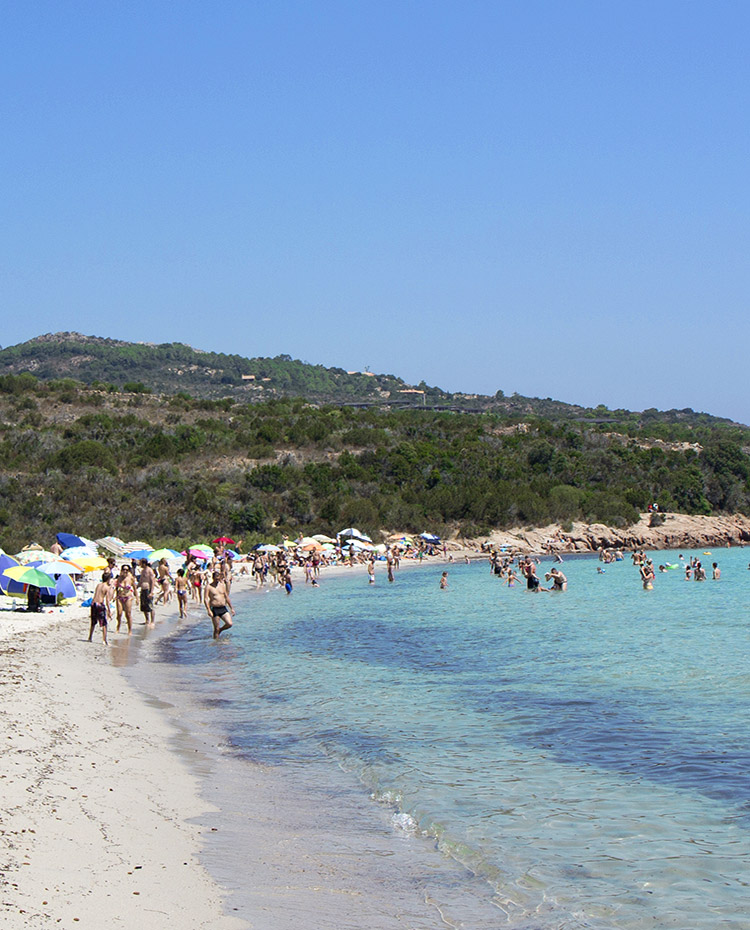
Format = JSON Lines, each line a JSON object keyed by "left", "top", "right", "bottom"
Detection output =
{"left": 115, "top": 565, "right": 137, "bottom": 634}
{"left": 155, "top": 558, "right": 172, "bottom": 605}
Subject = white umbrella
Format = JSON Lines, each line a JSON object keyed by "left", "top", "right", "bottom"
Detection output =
{"left": 16, "top": 549, "right": 57, "bottom": 564}
{"left": 62, "top": 544, "right": 99, "bottom": 562}
{"left": 34, "top": 560, "right": 84, "bottom": 575}
{"left": 338, "top": 528, "right": 373, "bottom": 543}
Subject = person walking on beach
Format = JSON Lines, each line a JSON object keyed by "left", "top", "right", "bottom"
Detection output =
{"left": 204, "top": 570, "right": 235, "bottom": 639}
{"left": 175, "top": 568, "right": 189, "bottom": 618}
{"left": 155, "top": 558, "right": 172, "bottom": 605}
{"left": 367, "top": 559, "right": 375, "bottom": 584}
{"left": 138, "top": 558, "right": 156, "bottom": 627}
{"left": 88, "top": 571, "right": 113, "bottom": 645}
{"left": 115, "top": 565, "right": 137, "bottom": 634}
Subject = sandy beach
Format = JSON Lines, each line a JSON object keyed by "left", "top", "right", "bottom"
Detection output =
{"left": 0, "top": 599, "right": 247, "bottom": 929}
{"left": 0, "top": 558, "right": 454, "bottom": 929}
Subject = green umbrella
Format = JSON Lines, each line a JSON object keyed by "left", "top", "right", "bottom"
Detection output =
{"left": 2, "top": 565, "right": 57, "bottom": 588}
{"left": 148, "top": 548, "right": 182, "bottom": 561}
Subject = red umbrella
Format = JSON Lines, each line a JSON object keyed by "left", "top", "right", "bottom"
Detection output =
{"left": 212, "top": 536, "right": 235, "bottom": 545}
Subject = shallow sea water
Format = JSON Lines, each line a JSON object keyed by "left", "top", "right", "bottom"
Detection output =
{"left": 130, "top": 549, "right": 750, "bottom": 928}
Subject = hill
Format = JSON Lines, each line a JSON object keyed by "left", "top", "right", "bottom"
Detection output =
{"left": 0, "top": 333, "right": 739, "bottom": 431}
{"left": 1, "top": 360, "right": 750, "bottom": 553}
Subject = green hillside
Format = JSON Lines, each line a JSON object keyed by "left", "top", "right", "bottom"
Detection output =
{"left": 1, "top": 364, "right": 749, "bottom": 553}
{"left": 0, "top": 334, "right": 739, "bottom": 432}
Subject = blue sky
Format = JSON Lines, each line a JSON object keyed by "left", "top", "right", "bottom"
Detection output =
{"left": 2, "top": 2, "right": 749, "bottom": 422}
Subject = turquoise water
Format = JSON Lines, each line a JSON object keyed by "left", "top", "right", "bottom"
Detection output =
{"left": 153, "top": 550, "right": 750, "bottom": 928}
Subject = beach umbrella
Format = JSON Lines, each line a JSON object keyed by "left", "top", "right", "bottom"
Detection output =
{"left": 16, "top": 549, "right": 58, "bottom": 564}
{"left": 62, "top": 545, "right": 100, "bottom": 563}
{"left": 33, "top": 560, "right": 84, "bottom": 575}
{"left": 0, "top": 553, "right": 21, "bottom": 594}
{"left": 420, "top": 532, "right": 441, "bottom": 543}
{"left": 96, "top": 536, "right": 128, "bottom": 555}
{"left": 76, "top": 556, "right": 109, "bottom": 573}
{"left": 188, "top": 545, "right": 214, "bottom": 559}
{"left": 347, "top": 540, "right": 373, "bottom": 551}
{"left": 211, "top": 536, "right": 235, "bottom": 545}
{"left": 224, "top": 549, "right": 239, "bottom": 559}
{"left": 255, "top": 544, "right": 281, "bottom": 553}
{"left": 124, "top": 548, "right": 154, "bottom": 560}
{"left": 4, "top": 570, "right": 76, "bottom": 601}
{"left": 2, "top": 565, "right": 57, "bottom": 588}
{"left": 148, "top": 548, "right": 183, "bottom": 562}
{"left": 311, "top": 534, "right": 336, "bottom": 543}
{"left": 124, "top": 540, "right": 152, "bottom": 553}
{"left": 337, "top": 527, "right": 371, "bottom": 541}
{"left": 56, "top": 532, "right": 89, "bottom": 550}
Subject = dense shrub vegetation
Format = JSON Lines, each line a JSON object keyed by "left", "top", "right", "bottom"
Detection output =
{"left": 1, "top": 367, "right": 749, "bottom": 553}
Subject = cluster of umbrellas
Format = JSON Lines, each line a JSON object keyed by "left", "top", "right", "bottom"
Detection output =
{"left": 122, "top": 538, "right": 238, "bottom": 563}
{"left": 1, "top": 528, "right": 443, "bottom": 599}
{"left": 0, "top": 534, "right": 110, "bottom": 599}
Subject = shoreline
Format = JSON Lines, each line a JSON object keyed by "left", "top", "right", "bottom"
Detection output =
{"left": 0, "top": 557, "right": 452, "bottom": 928}
{"left": 0, "top": 599, "right": 247, "bottom": 929}
{"left": 1, "top": 538, "right": 738, "bottom": 926}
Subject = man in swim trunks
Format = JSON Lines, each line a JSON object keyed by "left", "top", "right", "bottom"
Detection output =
{"left": 204, "top": 570, "right": 235, "bottom": 639}
{"left": 138, "top": 558, "right": 156, "bottom": 627}
{"left": 88, "top": 571, "right": 113, "bottom": 645}
{"left": 545, "top": 568, "right": 568, "bottom": 591}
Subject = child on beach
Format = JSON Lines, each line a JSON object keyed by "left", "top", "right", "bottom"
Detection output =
{"left": 88, "top": 571, "right": 113, "bottom": 645}
{"left": 175, "top": 568, "right": 189, "bottom": 618}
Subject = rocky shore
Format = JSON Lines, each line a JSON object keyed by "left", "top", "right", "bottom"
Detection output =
{"left": 476, "top": 512, "right": 750, "bottom": 554}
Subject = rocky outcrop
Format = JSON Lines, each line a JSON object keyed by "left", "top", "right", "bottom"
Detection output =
{"left": 479, "top": 513, "right": 750, "bottom": 554}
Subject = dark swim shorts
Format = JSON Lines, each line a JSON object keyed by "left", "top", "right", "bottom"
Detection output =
{"left": 140, "top": 589, "right": 154, "bottom": 613}
{"left": 91, "top": 602, "right": 107, "bottom": 627}
{"left": 211, "top": 604, "right": 229, "bottom": 618}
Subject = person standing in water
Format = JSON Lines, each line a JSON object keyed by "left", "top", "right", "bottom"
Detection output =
{"left": 204, "top": 570, "right": 235, "bottom": 639}
{"left": 640, "top": 560, "right": 656, "bottom": 590}
{"left": 546, "top": 568, "right": 567, "bottom": 591}
{"left": 138, "top": 558, "right": 156, "bottom": 627}
{"left": 175, "top": 568, "right": 189, "bottom": 618}
{"left": 440, "top": 571, "right": 449, "bottom": 589}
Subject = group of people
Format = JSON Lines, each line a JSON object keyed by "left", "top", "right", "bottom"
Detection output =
{"left": 88, "top": 553, "right": 236, "bottom": 644}
{"left": 486, "top": 550, "right": 568, "bottom": 592}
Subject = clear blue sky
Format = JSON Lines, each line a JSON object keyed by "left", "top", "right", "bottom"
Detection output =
{"left": 2, "top": 2, "right": 749, "bottom": 422}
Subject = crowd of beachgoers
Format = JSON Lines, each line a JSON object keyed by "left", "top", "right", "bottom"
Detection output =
{"left": 0, "top": 528, "right": 457, "bottom": 642}
{"left": 3, "top": 526, "right": 737, "bottom": 647}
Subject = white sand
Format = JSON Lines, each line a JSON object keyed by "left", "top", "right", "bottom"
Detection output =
{"left": 0, "top": 602, "right": 246, "bottom": 929}
{"left": 0, "top": 556, "right": 464, "bottom": 929}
